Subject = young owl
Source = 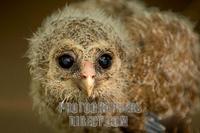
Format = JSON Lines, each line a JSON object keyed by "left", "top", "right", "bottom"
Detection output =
{"left": 27, "top": 0, "right": 200, "bottom": 132}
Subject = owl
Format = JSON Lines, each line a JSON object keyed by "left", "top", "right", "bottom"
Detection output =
{"left": 26, "top": 0, "right": 200, "bottom": 133}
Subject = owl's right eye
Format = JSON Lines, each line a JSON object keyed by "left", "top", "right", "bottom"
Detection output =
{"left": 58, "top": 54, "right": 74, "bottom": 69}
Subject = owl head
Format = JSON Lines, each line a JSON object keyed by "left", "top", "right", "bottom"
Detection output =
{"left": 27, "top": 7, "right": 135, "bottom": 111}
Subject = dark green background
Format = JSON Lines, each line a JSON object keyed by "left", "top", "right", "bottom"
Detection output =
{"left": 0, "top": 0, "right": 199, "bottom": 132}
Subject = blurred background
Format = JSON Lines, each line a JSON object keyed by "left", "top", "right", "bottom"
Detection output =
{"left": 0, "top": 0, "right": 199, "bottom": 132}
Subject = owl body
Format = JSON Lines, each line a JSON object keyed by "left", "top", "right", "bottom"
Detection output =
{"left": 27, "top": 0, "right": 200, "bottom": 132}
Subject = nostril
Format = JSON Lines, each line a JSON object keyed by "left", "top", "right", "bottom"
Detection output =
{"left": 80, "top": 73, "right": 87, "bottom": 79}
{"left": 80, "top": 72, "right": 96, "bottom": 79}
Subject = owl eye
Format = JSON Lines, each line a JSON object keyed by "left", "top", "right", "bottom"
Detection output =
{"left": 58, "top": 54, "right": 74, "bottom": 69}
{"left": 98, "top": 54, "right": 112, "bottom": 69}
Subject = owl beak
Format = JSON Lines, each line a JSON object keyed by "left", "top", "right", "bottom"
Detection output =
{"left": 79, "top": 61, "right": 96, "bottom": 97}
{"left": 80, "top": 76, "right": 95, "bottom": 97}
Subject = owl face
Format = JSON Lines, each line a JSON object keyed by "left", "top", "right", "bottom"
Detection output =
{"left": 39, "top": 18, "right": 131, "bottom": 105}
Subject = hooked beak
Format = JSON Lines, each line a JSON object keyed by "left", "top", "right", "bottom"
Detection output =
{"left": 78, "top": 61, "right": 96, "bottom": 97}
{"left": 79, "top": 76, "right": 95, "bottom": 97}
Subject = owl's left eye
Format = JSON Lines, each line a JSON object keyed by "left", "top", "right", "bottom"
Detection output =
{"left": 58, "top": 54, "right": 74, "bottom": 69}
{"left": 98, "top": 54, "right": 112, "bottom": 69}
